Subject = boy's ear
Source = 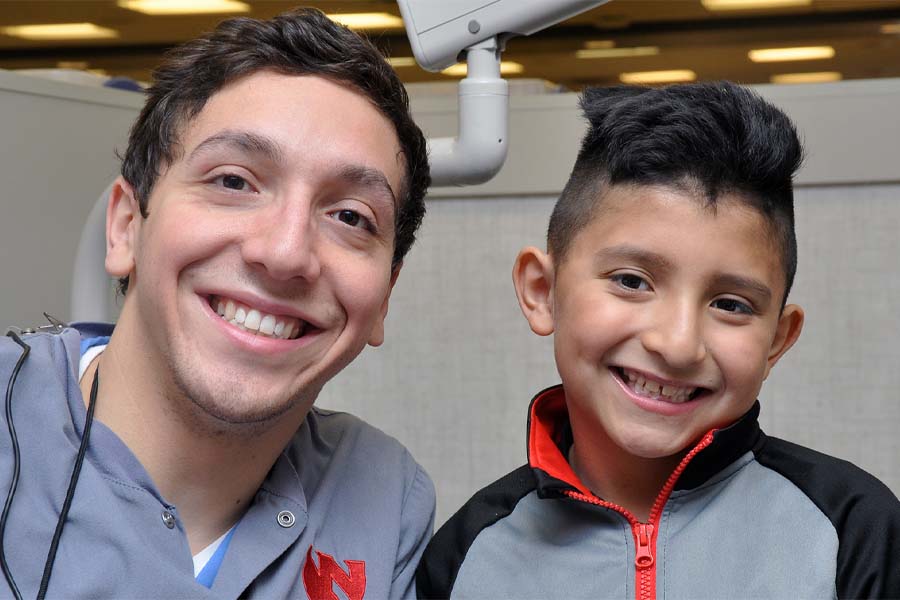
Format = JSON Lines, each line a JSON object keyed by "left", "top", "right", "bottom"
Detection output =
{"left": 763, "top": 303, "right": 805, "bottom": 379}
{"left": 368, "top": 263, "right": 402, "bottom": 347}
{"left": 105, "top": 177, "right": 141, "bottom": 279}
{"left": 512, "top": 246, "right": 555, "bottom": 336}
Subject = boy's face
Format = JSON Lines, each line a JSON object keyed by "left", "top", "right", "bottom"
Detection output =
{"left": 515, "top": 184, "right": 803, "bottom": 460}
{"left": 105, "top": 71, "right": 404, "bottom": 427}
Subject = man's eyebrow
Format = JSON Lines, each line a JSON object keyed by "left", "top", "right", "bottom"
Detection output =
{"left": 711, "top": 273, "right": 773, "bottom": 306}
{"left": 188, "top": 130, "right": 284, "bottom": 165}
{"left": 594, "top": 245, "right": 674, "bottom": 273}
{"left": 337, "top": 164, "right": 398, "bottom": 208}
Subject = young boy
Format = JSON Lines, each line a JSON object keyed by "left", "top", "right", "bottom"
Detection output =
{"left": 417, "top": 83, "right": 900, "bottom": 599}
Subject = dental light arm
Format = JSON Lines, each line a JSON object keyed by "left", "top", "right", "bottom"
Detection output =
{"left": 397, "top": 0, "right": 610, "bottom": 186}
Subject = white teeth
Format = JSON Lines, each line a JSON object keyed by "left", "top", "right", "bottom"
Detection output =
{"left": 244, "top": 309, "right": 261, "bottom": 332}
{"left": 621, "top": 368, "right": 697, "bottom": 404}
{"left": 259, "top": 314, "right": 276, "bottom": 336}
{"left": 210, "top": 295, "right": 304, "bottom": 340}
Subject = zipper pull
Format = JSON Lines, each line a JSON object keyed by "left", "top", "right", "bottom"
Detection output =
{"left": 635, "top": 523, "right": 654, "bottom": 569}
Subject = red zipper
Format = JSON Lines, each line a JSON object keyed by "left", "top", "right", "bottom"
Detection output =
{"left": 563, "top": 431, "right": 715, "bottom": 600}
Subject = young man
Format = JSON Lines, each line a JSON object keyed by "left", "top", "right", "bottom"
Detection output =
{"left": 0, "top": 9, "right": 433, "bottom": 599}
{"left": 417, "top": 83, "right": 900, "bottom": 599}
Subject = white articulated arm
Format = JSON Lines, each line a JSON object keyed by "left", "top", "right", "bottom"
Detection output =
{"left": 428, "top": 37, "right": 508, "bottom": 186}
{"left": 397, "top": 0, "right": 610, "bottom": 187}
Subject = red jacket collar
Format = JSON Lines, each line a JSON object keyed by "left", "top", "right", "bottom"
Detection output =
{"left": 525, "top": 384, "right": 763, "bottom": 496}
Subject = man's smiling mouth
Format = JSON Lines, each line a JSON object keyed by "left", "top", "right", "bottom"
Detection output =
{"left": 613, "top": 367, "right": 708, "bottom": 404}
{"left": 209, "top": 294, "right": 308, "bottom": 340}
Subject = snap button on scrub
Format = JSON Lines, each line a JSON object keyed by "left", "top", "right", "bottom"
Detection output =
{"left": 161, "top": 509, "right": 176, "bottom": 529}
{"left": 277, "top": 510, "right": 295, "bottom": 528}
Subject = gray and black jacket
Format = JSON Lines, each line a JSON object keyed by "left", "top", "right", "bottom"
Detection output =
{"left": 417, "top": 385, "right": 900, "bottom": 599}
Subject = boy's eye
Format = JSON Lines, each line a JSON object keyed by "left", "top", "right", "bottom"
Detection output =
{"left": 712, "top": 298, "right": 753, "bottom": 315}
{"left": 612, "top": 273, "right": 650, "bottom": 291}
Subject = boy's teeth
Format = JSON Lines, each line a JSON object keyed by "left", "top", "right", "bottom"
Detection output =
{"left": 621, "top": 368, "right": 697, "bottom": 404}
{"left": 210, "top": 295, "right": 304, "bottom": 340}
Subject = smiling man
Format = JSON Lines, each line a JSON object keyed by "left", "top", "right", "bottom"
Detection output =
{"left": 0, "top": 9, "right": 432, "bottom": 599}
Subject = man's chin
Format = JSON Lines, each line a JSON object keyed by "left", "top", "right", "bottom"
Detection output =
{"left": 171, "top": 374, "right": 317, "bottom": 436}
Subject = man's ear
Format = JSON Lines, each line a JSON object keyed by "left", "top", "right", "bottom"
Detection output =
{"left": 368, "top": 263, "right": 402, "bottom": 347}
{"left": 105, "top": 177, "right": 142, "bottom": 278}
{"left": 763, "top": 303, "right": 805, "bottom": 379}
{"left": 512, "top": 247, "right": 555, "bottom": 336}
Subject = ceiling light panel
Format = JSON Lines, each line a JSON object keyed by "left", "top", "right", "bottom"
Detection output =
{"left": 326, "top": 13, "right": 404, "bottom": 30}
{"left": 620, "top": 69, "right": 697, "bottom": 84}
{"left": 770, "top": 71, "right": 842, "bottom": 84}
{"left": 749, "top": 46, "right": 835, "bottom": 62}
{"left": 702, "top": 0, "right": 811, "bottom": 10}
{"left": 117, "top": 0, "right": 250, "bottom": 15}
{"left": 0, "top": 23, "right": 119, "bottom": 40}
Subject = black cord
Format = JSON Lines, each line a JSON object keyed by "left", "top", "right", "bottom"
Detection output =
{"left": 36, "top": 368, "right": 99, "bottom": 600}
{"left": 0, "top": 331, "right": 29, "bottom": 600}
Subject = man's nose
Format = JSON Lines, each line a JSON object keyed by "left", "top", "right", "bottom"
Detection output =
{"left": 639, "top": 301, "right": 708, "bottom": 370}
{"left": 240, "top": 201, "right": 322, "bottom": 282}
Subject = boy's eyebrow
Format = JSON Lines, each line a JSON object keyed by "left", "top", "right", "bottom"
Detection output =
{"left": 187, "top": 130, "right": 284, "bottom": 165}
{"left": 710, "top": 273, "right": 773, "bottom": 307}
{"left": 594, "top": 245, "right": 674, "bottom": 274}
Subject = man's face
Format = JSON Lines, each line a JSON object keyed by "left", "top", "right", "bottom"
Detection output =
{"left": 523, "top": 184, "right": 802, "bottom": 460}
{"left": 109, "top": 71, "right": 404, "bottom": 426}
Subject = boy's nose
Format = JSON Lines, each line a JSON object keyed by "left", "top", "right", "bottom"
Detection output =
{"left": 240, "top": 203, "right": 322, "bottom": 282}
{"left": 639, "top": 304, "right": 708, "bottom": 369}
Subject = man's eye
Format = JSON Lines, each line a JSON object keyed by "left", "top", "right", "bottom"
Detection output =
{"left": 335, "top": 209, "right": 372, "bottom": 231}
{"left": 612, "top": 273, "right": 649, "bottom": 291}
{"left": 219, "top": 174, "right": 248, "bottom": 191}
{"left": 712, "top": 298, "right": 753, "bottom": 315}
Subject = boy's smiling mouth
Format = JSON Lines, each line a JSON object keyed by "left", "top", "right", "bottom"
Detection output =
{"left": 208, "top": 294, "right": 312, "bottom": 340}
{"left": 612, "top": 367, "right": 708, "bottom": 404}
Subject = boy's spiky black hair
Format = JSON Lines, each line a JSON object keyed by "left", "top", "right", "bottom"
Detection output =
{"left": 548, "top": 82, "right": 803, "bottom": 303}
